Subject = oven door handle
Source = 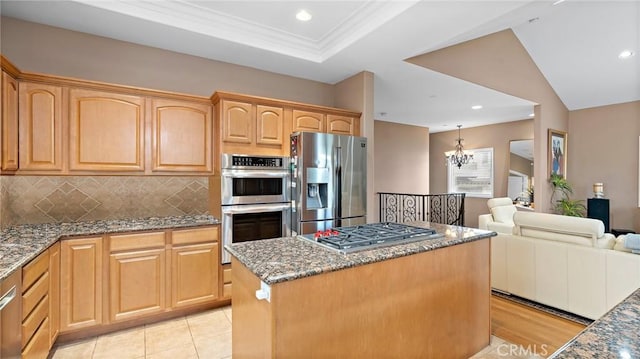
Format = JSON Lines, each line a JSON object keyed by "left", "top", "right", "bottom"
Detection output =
{"left": 221, "top": 171, "right": 289, "bottom": 179}
{"left": 222, "top": 203, "right": 291, "bottom": 214}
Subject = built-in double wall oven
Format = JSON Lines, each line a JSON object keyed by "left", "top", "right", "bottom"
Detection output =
{"left": 221, "top": 154, "right": 291, "bottom": 264}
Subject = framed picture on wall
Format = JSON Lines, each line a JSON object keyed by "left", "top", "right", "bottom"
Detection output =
{"left": 548, "top": 129, "right": 567, "bottom": 179}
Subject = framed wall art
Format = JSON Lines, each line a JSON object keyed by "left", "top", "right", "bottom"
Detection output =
{"left": 548, "top": 129, "right": 567, "bottom": 179}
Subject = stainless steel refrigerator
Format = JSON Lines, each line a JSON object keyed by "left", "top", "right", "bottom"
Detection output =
{"left": 290, "top": 132, "right": 367, "bottom": 235}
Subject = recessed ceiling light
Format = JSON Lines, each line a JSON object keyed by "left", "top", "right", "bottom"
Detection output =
{"left": 619, "top": 50, "right": 634, "bottom": 59}
{"left": 471, "top": 105, "right": 483, "bottom": 110}
{"left": 296, "top": 10, "right": 312, "bottom": 22}
{"left": 529, "top": 113, "right": 535, "bottom": 117}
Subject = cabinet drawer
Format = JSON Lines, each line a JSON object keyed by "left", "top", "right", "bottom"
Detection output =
{"left": 22, "top": 295, "right": 49, "bottom": 349}
{"left": 23, "top": 250, "right": 49, "bottom": 291}
{"left": 22, "top": 317, "right": 50, "bottom": 359}
{"left": 223, "top": 268, "right": 232, "bottom": 284}
{"left": 23, "top": 272, "right": 49, "bottom": 319}
{"left": 171, "top": 227, "right": 218, "bottom": 245}
{"left": 110, "top": 232, "right": 166, "bottom": 252}
{"left": 223, "top": 283, "right": 232, "bottom": 298}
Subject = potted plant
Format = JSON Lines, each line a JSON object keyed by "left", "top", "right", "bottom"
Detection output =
{"left": 549, "top": 173, "right": 586, "bottom": 217}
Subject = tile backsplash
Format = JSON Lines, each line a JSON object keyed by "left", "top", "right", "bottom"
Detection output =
{"left": 0, "top": 176, "right": 209, "bottom": 228}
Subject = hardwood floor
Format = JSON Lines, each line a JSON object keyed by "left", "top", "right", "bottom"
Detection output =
{"left": 491, "top": 294, "right": 587, "bottom": 357}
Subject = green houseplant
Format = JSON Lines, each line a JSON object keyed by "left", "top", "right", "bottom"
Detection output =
{"left": 549, "top": 173, "right": 586, "bottom": 217}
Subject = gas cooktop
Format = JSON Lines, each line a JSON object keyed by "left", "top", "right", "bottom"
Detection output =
{"left": 298, "top": 222, "right": 444, "bottom": 254}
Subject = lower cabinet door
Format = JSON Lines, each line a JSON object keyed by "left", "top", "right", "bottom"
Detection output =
{"left": 109, "top": 249, "right": 166, "bottom": 322}
{"left": 171, "top": 242, "right": 219, "bottom": 308}
{"left": 60, "top": 237, "right": 103, "bottom": 332}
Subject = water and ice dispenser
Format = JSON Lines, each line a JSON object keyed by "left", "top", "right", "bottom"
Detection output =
{"left": 305, "top": 167, "right": 329, "bottom": 209}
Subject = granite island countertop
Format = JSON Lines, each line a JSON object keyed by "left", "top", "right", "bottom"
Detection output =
{"left": 549, "top": 287, "right": 640, "bottom": 358}
{"left": 225, "top": 222, "right": 496, "bottom": 285}
{"left": 0, "top": 214, "right": 219, "bottom": 281}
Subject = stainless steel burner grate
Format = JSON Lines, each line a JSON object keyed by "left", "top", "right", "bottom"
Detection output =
{"left": 298, "top": 222, "right": 444, "bottom": 254}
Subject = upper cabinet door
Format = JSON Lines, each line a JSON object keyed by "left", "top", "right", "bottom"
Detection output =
{"left": 221, "top": 100, "right": 252, "bottom": 144}
{"left": 2, "top": 72, "right": 19, "bottom": 171}
{"left": 327, "top": 115, "right": 358, "bottom": 136}
{"left": 69, "top": 89, "right": 144, "bottom": 171}
{"left": 151, "top": 99, "right": 212, "bottom": 173}
{"left": 256, "top": 105, "right": 283, "bottom": 146}
{"left": 19, "top": 82, "right": 64, "bottom": 171}
{"left": 292, "top": 110, "right": 325, "bottom": 133}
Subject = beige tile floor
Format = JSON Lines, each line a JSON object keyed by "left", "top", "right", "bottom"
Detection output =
{"left": 50, "top": 306, "right": 232, "bottom": 359}
{"left": 51, "top": 305, "right": 540, "bottom": 359}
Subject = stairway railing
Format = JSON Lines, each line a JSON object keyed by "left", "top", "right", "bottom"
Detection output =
{"left": 377, "top": 192, "right": 465, "bottom": 226}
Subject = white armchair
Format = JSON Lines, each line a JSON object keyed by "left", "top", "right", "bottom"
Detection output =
{"left": 478, "top": 197, "right": 516, "bottom": 234}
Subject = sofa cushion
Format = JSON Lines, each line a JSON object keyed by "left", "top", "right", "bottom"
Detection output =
{"left": 491, "top": 205, "right": 516, "bottom": 225}
{"left": 513, "top": 211, "right": 614, "bottom": 248}
{"left": 613, "top": 236, "right": 633, "bottom": 253}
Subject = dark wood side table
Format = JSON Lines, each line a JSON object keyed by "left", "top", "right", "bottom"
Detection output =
{"left": 587, "top": 198, "right": 610, "bottom": 233}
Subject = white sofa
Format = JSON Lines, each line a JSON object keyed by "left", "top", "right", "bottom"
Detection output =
{"left": 478, "top": 197, "right": 517, "bottom": 234}
{"left": 480, "top": 206, "right": 640, "bottom": 320}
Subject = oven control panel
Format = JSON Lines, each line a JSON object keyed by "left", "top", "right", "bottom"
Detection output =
{"left": 232, "top": 156, "right": 281, "bottom": 167}
{"left": 223, "top": 154, "right": 288, "bottom": 169}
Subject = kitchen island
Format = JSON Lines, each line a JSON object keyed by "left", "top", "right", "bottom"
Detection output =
{"left": 226, "top": 222, "right": 496, "bottom": 358}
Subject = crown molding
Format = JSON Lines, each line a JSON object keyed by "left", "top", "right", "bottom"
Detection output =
{"left": 72, "top": 0, "right": 418, "bottom": 63}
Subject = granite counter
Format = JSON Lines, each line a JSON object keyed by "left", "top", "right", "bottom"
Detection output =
{"left": 225, "top": 222, "right": 496, "bottom": 285}
{"left": 550, "top": 287, "right": 640, "bottom": 358}
{"left": 0, "top": 215, "right": 219, "bottom": 281}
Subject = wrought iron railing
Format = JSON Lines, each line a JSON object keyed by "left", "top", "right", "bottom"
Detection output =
{"left": 378, "top": 192, "right": 465, "bottom": 226}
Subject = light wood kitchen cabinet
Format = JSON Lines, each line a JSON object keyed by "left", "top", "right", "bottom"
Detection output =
{"left": 292, "top": 111, "right": 360, "bottom": 136}
{"left": 256, "top": 105, "right": 284, "bottom": 145}
{"left": 48, "top": 242, "right": 60, "bottom": 347}
{"left": 60, "top": 237, "right": 103, "bottom": 332}
{"left": 21, "top": 317, "right": 50, "bottom": 359}
{"left": 21, "top": 247, "right": 51, "bottom": 359}
{"left": 69, "top": 89, "right": 144, "bottom": 172}
{"left": 108, "top": 232, "right": 167, "bottom": 322}
{"left": 170, "top": 227, "right": 220, "bottom": 308}
{"left": 232, "top": 239, "right": 490, "bottom": 359}
{"left": 214, "top": 95, "right": 287, "bottom": 156}
{"left": 222, "top": 264, "right": 232, "bottom": 298}
{"left": 327, "top": 114, "right": 358, "bottom": 135}
{"left": 19, "top": 82, "right": 64, "bottom": 171}
{"left": 220, "top": 100, "right": 252, "bottom": 144}
{"left": 1, "top": 71, "right": 19, "bottom": 171}
{"left": 292, "top": 109, "right": 325, "bottom": 133}
{"left": 151, "top": 98, "right": 212, "bottom": 172}
{"left": 213, "top": 91, "right": 362, "bottom": 155}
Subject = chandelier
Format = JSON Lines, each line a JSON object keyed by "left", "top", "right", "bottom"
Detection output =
{"left": 445, "top": 125, "right": 473, "bottom": 169}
